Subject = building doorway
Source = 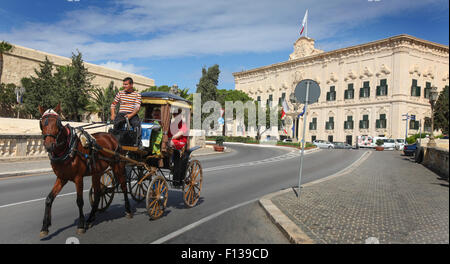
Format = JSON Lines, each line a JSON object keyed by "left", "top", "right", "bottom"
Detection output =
{"left": 346, "top": 135, "right": 352, "bottom": 145}
{"left": 328, "top": 135, "right": 333, "bottom": 142}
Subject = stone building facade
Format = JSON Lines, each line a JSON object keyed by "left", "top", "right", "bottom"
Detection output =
{"left": 2, "top": 44, "right": 155, "bottom": 91}
{"left": 233, "top": 34, "right": 449, "bottom": 144}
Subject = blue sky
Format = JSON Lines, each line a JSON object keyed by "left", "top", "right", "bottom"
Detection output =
{"left": 0, "top": 0, "right": 448, "bottom": 92}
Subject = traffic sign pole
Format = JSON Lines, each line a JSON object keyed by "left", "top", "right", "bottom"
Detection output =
{"left": 293, "top": 79, "right": 320, "bottom": 200}
{"left": 298, "top": 81, "right": 309, "bottom": 200}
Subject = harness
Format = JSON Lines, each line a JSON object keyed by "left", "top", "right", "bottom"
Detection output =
{"left": 40, "top": 110, "right": 121, "bottom": 174}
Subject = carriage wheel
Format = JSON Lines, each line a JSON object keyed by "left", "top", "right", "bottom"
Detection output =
{"left": 146, "top": 175, "right": 168, "bottom": 220}
{"left": 127, "top": 166, "right": 150, "bottom": 202}
{"left": 89, "top": 169, "right": 115, "bottom": 212}
{"left": 183, "top": 160, "right": 203, "bottom": 208}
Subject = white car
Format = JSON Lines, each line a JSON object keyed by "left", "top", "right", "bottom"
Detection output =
{"left": 395, "top": 138, "right": 405, "bottom": 150}
{"left": 313, "top": 140, "right": 335, "bottom": 149}
{"left": 382, "top": 139, "right": 396, "bottom": 150}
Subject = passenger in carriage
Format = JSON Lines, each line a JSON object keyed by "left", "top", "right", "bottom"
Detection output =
{"left": 169, "top": 108, "right": 188, "bottom": 151}
{"left": 149, "top": 108, "right": 163, "bottom": 155}
{"left": 169, "top": 108, "right": 188, "bottom": 187}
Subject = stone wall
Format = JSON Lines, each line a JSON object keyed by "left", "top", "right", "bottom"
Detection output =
{"left": 423, "top": 146, "right": 449, "bottom": 179}
{"left": 2, "top": 44, "right": 155, "bottom": 91}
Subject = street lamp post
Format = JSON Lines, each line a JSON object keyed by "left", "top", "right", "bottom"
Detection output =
{"left": 14, "top": 86, "right": 25, "bottom": 119}
{"left": 428, "top": 86, "right": 439, "bottom": 147}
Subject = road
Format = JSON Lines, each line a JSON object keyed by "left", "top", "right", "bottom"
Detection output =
{"left": 0, "top": 144, "right": 366, "bottom": 244}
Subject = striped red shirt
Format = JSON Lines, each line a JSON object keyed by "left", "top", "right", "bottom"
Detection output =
{"left": 111, "top": 90, "right": 142, "bottom": 113}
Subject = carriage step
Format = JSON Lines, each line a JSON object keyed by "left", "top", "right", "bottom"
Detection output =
{"left": 122, "top": 146, "right": 148, "bottom": 155}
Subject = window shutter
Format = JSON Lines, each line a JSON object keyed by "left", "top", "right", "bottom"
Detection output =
{"left": 376, "top": 120, "right": 380, "bottom": 129}
{"left": 344, "top": 90, "right": 348, "bottom": 99}
{"left": 376, "top": 86, "right": 380, "bottom": 96}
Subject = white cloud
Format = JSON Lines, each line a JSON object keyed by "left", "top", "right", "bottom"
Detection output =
{"left": 98, "top": 61, "right": 146, "bottom": 74}
{"left": 0, "top": 0, "right": 447, "bottom": 61}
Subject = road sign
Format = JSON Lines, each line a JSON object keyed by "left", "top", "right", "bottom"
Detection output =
{"left": 293, "top": 79, "right": 321, "bottom": 200}
{"left": 218, "top": 117, "right": 224, "bottom": 125}
{"left": 294, "top": 79, "right": 320, "bottom": 104}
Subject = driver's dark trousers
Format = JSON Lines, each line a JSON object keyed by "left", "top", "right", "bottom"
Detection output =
{"left": 113, "top": 112, "right": 141, "bottom": 146}
{"left": 113, "top": 112, "right": 140, "bottom": 130}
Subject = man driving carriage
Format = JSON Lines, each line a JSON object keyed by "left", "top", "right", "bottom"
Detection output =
{"left": 110, "top": 77, "right": 142, "bottom": 131}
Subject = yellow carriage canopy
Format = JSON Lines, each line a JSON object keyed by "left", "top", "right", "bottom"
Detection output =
{"left": 141, "top": 91, "right": 192, "bottom": 109}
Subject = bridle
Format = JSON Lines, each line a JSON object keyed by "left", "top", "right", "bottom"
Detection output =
{"left": 40, "top": 112, "right": 64, "bottom": 144}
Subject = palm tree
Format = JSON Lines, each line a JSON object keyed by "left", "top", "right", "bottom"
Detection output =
{"left": 0, "top": 41, "right": 14, "bottom": 83}
{"left": 86, "top": 81, "right": 118, "bottom": 121}
{"left": 178, "top": 88, "right": 191, "bottom": 99}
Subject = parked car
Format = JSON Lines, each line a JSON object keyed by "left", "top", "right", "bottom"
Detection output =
{"left": 382, "top": 139, "right": 396, "bottom": 150}
{"left": 333, "top": 142, "right": 352, "bottom": 149}
{"left": 313, "top": 140, "right": 335, "bottom": 149}
{"left": 403, "top": 143, "right": 417, "bottom": 156}
{"left": 395, "top": 138, "right": 406, "bottom": 150}
{"left": 282, "top": 138, "right": 293, "bottom": 142}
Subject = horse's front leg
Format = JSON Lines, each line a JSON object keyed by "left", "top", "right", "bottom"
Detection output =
{"left": 40, "top": 178, "right": 67, "bottom": 238}
{"left": 74, "top": 175, "right": 86, "bottom": 234}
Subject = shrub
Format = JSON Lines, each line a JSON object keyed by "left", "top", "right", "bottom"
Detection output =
{"left": 376, "top": 139, "right": 384, "bottom": 146}
{"left": 215, "top": 136, "right": 224, "bottom": 146}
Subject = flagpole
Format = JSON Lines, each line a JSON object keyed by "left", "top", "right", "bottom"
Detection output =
{"left": 305, "top": 10, "right": 308, "bottom": 38}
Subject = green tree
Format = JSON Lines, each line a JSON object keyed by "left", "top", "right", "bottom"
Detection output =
{"left": 0, "top": 83, "right": 17, "bottom": 117}
{"left": 178, "top": 88, "right": 191, "bottom": 99}
{"left": 196, "top": 64, "right": 220, "bottom": 105}
{"left": 434, "top": 85, "right": 449, "bottom": 135}
{"left": 196, "top": 65, "right": 220, "bottom": 125}
{"left": 141, "top": 85, "right": 171, "bottom": 93}
{"left": 22, "top": 57, "right": 60, "bottom": 118}
{"left": 57, "top": 51, "right": 93, "bottom": 121}
{"left": 0, "top": 41, "right": 13, "bottom": 83}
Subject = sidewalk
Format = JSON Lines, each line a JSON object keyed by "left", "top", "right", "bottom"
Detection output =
{"left": 0, "top": 146, "right": 229, "bottom": 178}
{"left": 260, "top": 150, "right": 449, "bottom": 244}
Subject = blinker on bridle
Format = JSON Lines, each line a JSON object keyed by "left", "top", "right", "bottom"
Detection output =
{"left": 40, "top": 113, "right": 63, "bottom": 140}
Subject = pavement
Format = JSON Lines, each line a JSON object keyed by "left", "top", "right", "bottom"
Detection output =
{"left": 260, "top": 150, "right": 449, "bottom": 244}
{"left": 0, "top": 146, "right": 230, "bottom": 178}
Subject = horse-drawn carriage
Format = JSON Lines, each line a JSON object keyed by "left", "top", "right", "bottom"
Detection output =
{"left": 38, "top": 92, "right": 203, "bottom": 237}
{"left": 92, "top": 91, "right": 203, "bottom": 219}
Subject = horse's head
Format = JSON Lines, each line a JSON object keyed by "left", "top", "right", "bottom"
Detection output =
{"left": 39, "top": 103, "right": 63, "bottom": 153}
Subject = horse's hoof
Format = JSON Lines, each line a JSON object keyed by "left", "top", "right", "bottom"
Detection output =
{"left": 76, "top": 228, "right": 86, "bottom": 235}
{"left": 40, "top": 231, "right": 49, "bottom": 238}
{"left": 126, "top": 213, "right": 133, "bottom": 219}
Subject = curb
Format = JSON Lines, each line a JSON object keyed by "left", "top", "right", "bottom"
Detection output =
{"left": 259, "top": 150, "right": 372, "bottom": 244}
{"left": 259, "top": 189, "right": 315, "bottom": 244}
{"left": 0, "top": 168, "right": 53, "bottom": 178}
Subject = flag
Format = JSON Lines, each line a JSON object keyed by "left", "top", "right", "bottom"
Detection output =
{"left": 281, "top": 98, "right": 290, "bottom": 120}
{"left": 298, "top": 106, "right": 306, "bottom": 118}
{"left": 300, "top": 10, "right": 308, "bottom": 36}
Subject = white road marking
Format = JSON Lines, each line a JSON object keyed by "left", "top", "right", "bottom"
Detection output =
{"left": 0, "top": 190, "right": 89, "bottom": 209}
{"left": 150, "top": 198, "right": 259, "bottom": 244}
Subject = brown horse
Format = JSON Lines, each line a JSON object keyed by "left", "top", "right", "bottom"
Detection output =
{"left": 39, "top": 104, "right": 132, "bottom": 238}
